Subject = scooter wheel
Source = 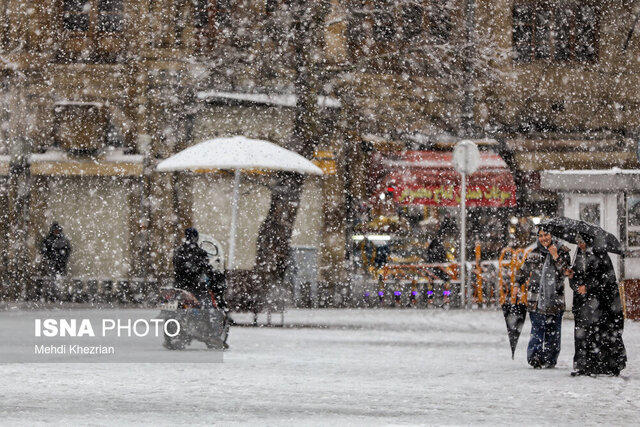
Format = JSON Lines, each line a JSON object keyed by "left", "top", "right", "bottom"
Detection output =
{"left": 163, "top": 318, "right": 188, "bottom": 350}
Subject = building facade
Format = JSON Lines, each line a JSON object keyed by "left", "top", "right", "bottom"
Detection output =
{"left": 2, "top": 0, "right": 640, "bottom": 301}
{"left": 0, "top": 0, "right": 343, "bottom": 302}
{"left": 328, "top": 1, "right": 640, "bottom": 251}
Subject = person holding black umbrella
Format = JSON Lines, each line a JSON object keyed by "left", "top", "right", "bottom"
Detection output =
{"left": 539, "top": 217, "right": 627, "bottom": 376}
{"left": 515, "top": 227, "right": 571, "bottom": 369}
{"left": 569, "top": 235, "right": 627, "bottom": 376}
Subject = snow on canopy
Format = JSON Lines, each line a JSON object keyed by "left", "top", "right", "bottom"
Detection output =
{"left": 196, "top": 90, "right": 342, "bottom": 109}
{"left": 156, "top": 136, "right": 323, "bottom": 175}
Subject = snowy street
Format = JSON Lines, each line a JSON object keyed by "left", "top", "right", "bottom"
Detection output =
{"left": 1, "top": 308, "right": 638, "bottom": 425}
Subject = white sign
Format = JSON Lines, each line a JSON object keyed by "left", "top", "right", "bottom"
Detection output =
{"left": 453, "top": 140, "right": 480, "bottom": 175}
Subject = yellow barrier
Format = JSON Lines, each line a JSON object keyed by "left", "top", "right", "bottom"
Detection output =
{"left": 359, "top": 240, "right": 532, "bottom": 308}
{"left": 499, "top": 246, "right": 530, "bottom": 306}
{"left": 475, "top": 243, "right": 483, "bottom": 304}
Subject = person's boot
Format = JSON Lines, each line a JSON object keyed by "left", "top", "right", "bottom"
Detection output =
{"left": 571, "top": 369, "right": 595, "bottom": 377}
{"left": 607, "top": 368, "right": 620, "bottom": 377}
{"left": 529, "top": 355, "right": 543, "bottom": 369}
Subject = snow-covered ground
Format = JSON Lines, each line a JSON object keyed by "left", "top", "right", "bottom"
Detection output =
{"left": 1, "top": 308, "right": 638, "bottom": 425}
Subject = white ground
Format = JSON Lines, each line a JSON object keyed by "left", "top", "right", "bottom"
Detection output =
{"left": 1, "top": 308, "right": 638, "bottom": 425}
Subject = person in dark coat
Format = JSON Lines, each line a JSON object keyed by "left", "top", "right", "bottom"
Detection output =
{"left": 516, "top": 227, "right": 571, "bottom": 369}
{"left": 424, "top": 219, "right": 451, "bottom": 283}
{"left": 570, "top": 236, "right": 626, "bottom": 376}
{"left": 39, "top": 222, "right": 72, "bottom": 301}
{"left": 569, "top": 235, "right": 589, "bottom": 373}
{"left": 173, "top": 227, "right": 225, "bottom": 307}
{"left": 424, "top": 235, "right": 447, "bottom": 264}
{"left": 40, "top": 222, "right": 72, "bottom": 277}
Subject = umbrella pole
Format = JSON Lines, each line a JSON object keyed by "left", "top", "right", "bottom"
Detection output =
{"left": 460, "top": 171, "right": 467, "bottom": 308}
{"left": 228, "top": 169, "right": 241, "bottom": 270}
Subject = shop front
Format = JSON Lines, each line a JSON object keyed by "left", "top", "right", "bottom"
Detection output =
{"left": 352, "top": 150, "right": 517, "bottom": 307}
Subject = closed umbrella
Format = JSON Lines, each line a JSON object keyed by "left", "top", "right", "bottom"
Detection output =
{"left": 502, "top": 299, "right": 527, "bottom": 359}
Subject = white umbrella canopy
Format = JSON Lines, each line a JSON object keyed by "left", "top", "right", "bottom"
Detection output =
{"left": 156, "top": 136, "right": 323, "bottom": 270}
{"left": 156, "top": 136, "right": 323, "bottom": 175}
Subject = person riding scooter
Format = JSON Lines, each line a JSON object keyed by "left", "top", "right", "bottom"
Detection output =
{"left": 173, "top": 227, "right": 226, "bottom": 310}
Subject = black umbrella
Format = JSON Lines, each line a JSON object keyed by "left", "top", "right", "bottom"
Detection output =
{"left": 502, "top": 299, "right": 527, "bottom": 359}
{"left": 539, "top": 217, "right": 623, "bottom": 255}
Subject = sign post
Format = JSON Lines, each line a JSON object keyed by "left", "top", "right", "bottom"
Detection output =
{"left": 453, "top": 140, "right": 480, "bottom": 308}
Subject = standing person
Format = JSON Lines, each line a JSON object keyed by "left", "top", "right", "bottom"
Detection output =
{"left": 424, "top": 220, "right": 451, "bottom": 306}
{"left": 570, "top": 237, "right": 626, "bottom": 376}
{"left": 424, "top": 219, "right": 451, "bottom": 274}
{"left": 515, "top": 227, "right": 571, "bottom": 368}
{"left": 40, "top": 222, "right": 72, "bottom": 300}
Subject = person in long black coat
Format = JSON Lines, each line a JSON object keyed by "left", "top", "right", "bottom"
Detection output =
{"left": 569, "top": 237, "right": 589, "bottom": 372}
{"left": 40, "top": 222, "right": 72, "bottom": 276}
{"left": 424, "top": 220, "right": 451, "bottom": 283}
{"left": 570, "top": 238, "right": 627, "bottom": 376}
{"left": 39, "top": 222, "right": 72, "bottom": 301}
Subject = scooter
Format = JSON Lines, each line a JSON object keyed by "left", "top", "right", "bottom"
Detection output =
{"left": 158, "top": 287, "right": 229, "bottom": 350}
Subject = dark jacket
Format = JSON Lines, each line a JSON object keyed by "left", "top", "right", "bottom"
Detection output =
{"left": 424, "top": 236, "right": 447, "bottom": 263}
{"left": 569, "top": 247, "right": 592, "bottom": 311}
{"left": 40, "top": 224, "right": 72, "bottom": 276}
{"left": 516, "top": 240, "right": 571, "bottom": 315}
{"left": 569, "top": 247, "right": 589, "bottom": 370}
{"left": 208, "top": 270, "right": 227, "bottom": 309}
{"left": 571, "top": 247, "right": 626, "bottom": 373}
{"left": 173, "top": 235, "right": 214, "bottom": 296}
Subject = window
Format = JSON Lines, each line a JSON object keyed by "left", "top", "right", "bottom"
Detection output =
{"left": 194, "top": 0, "right": 233, "bottom": 47}
{"left": 58, "top": 0, "right": 124, "bottom": 62}
{"left": 534, "top": 7, "right": 551, "bottom": 59}
{"left": 62, "top": 0, "right": 122, "bottom": 33}
{"left": 373, "top": 10, "right": 395, "bottom": 42}
{"left": 63, "top": 0, "right": 90, "bottom": 31}
{"left": 347, "top": 9, "right": 368, "bottom": 50}
{"left": 512, "top": 2, "right": 598, "bottom": 63}
{"left": 428, "top": 0, "right": 450, "bottom": 42}
{"left": 401, "top": 4, "right": 423, "bottom": 41}
{"left": 373, "top": 0, "right": 395, "bottom": 43}
{"left": 579, "top": 202, "right": 601, "bottom": 226}
{"left": 575, "top": 5, "right": 597, "bottom": 61}
{"left": 554, "top": 6, "right": 573, "bottom": 61}
{"left": 347, "top": 1, "right": 452, "bottom": 65}
{"left": 53, "top": 103, "right": 109, "bottom": 154}
{"left": 194, "top": 0, "right": 230, "bottom": 32}
{"left": 97, "top": 0, "right": 124, "bottom": 33}
{"left": 627, "top": 196, "right": 640, "bottom": 248}
{"left": 513, "top": 5, "right": 533, "bottom": 61}
{"left": 265, "top": 0, "right": 278, "bottom": 14}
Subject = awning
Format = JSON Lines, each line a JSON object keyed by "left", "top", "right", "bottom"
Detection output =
{"left": 196, "top": 90, "right": 341, "bottom": 109}
{"left": 29, "top": 149, "right": 143, "bottom": 176}
{"left": 377, "top": 151, "right": 517, "bottom": 208}
{"left": 505, "top": 138, "right": 638, "bottom": 171}
{"left": 541, "top": 169, "right": 640, "bottom": 192}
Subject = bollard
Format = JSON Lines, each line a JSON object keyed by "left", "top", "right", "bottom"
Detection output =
{"left": 475, "top": 242, "right": 483, "bottom": 304}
